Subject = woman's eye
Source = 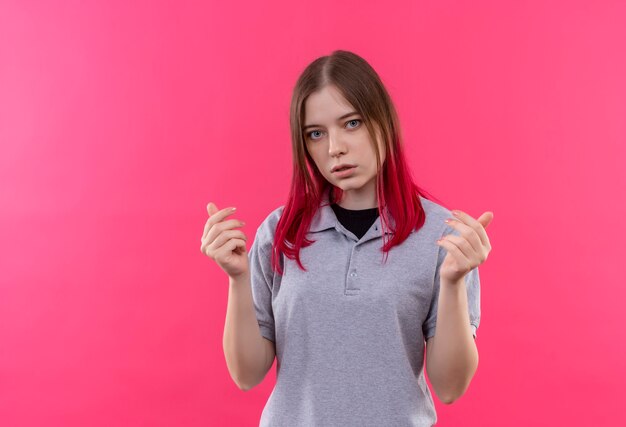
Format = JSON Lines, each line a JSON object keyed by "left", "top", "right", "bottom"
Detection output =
{"left": 308, "top": 130, "right": 323, "bottom": 140}
{"left": 307, "top": 119, "right": 360, "bottom": 140}
{"left": 347, "top": 119, "right": 361, "bottom": 128}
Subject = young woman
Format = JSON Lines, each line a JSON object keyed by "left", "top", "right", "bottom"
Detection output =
{"left": 202, "top": 50, "right": 493, "bottom": 427}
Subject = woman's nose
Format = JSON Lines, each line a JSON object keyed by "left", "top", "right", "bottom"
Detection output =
{"left": 328, "top": 131, "right": 346, "bottom": 156}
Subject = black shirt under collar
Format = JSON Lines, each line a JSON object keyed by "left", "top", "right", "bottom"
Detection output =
{"left": 330, "top": 203, "right": 380, "bottom": 240}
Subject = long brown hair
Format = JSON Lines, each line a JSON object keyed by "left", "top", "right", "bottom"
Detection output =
{"left": 271, "top": 50, "right": 443, "bottom": 275}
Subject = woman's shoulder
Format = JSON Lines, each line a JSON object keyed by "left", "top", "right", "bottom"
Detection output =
{"left": 262, "top": 205, "right": 285, "bottom": 227}
{"left": 417, "top": 195, "right": 456, "bottom": 232}
{"left": 254, "top": 205, "right": 285, "bottom": 242}
{"left": 419, "top": 195, "right": 453, "bottom": 217}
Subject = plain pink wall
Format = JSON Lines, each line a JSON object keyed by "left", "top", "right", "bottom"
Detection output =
{"left": 1, "top": 1, "right": 625, "bottom": 426}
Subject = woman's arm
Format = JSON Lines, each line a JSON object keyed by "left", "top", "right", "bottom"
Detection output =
{"left": 223, "top": 272, "right": 275, "bottom": 391}
{"left": 425, "top": 277, "right": 479, "bottom": 404}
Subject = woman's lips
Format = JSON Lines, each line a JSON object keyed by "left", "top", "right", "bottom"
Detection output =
{"left": 332, "top": 166, "right": 356, "bottom": 178}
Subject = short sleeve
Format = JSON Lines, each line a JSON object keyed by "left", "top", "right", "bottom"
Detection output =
{"left": 248, "top": 226, "right": 276, "bottom": 343}
{"left": 422, "top": 227, "right": 481, "bottom": 341}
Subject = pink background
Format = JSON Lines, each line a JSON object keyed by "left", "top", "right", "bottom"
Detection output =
{"left": 1, "top": 1, "right": 625, "bottom": 426}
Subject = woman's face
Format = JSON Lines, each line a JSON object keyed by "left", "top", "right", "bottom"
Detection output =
{"left": 303, "top": 85, "right": 386, "bottom": 209}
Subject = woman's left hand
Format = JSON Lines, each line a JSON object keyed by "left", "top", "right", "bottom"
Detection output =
{"left": 436, "top": 210, "right": 494, "bottom": 284}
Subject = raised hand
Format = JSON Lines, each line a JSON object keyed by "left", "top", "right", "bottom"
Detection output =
{"left": 201, "top": 202, "right": 249, "bottom": 279}
{"left": 436, "top": 210, "right": 494, "bottom": 284}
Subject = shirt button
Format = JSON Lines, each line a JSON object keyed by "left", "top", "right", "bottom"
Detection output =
{"left": 350, "top": 272, "right": 357, "bottom": 277}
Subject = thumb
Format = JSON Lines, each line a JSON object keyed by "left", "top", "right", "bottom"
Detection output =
{"left": 478, "top": 211, "right": 494, "bottom": 229}
{"left": 207, "top": 202, "right": 218, "bottom": 216}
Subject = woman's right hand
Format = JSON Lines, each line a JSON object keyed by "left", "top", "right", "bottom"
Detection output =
{"left": 201, "top": 202, "right": 249, "bottom": 279}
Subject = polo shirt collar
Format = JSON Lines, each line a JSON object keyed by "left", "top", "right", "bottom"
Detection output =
{"left": 309, "top": 186, "right": 396, "bottom": 236}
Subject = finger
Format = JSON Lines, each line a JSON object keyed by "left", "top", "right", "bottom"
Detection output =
{"left": 205, "top": 218, "right": 246, "bottom": 245}
{"left": 478, "top": 211, "right": 494, "bottom": 230}
{"left": 203, "top": 204, "right": 238, "bottom": 240}
{"left": 202, "top": 228, "right": 244, "bottom": 253}
{"left": 207, "top": 202, "right": 235, "bottom": 220}
{"left": 445, "top": 218, "right": 483, "bottom": 254}
{"left": 203, "top": 229, "right": 247, "bottom": 252}
{"left": 477, "top": 212, "right": 494, "bottom": 250}
{"left": 230, "top": 238, "right": 247, "bottom": 255}
{"left": 451, "top": 209, "right": 490, "bottom": 247}
{"left": 213, "top": 238, "right": 247, "bottom": 262}
{"left": 437, "top": 236, "right": 472, "bottom": 272}
{"left": 207, "top": 202, "right": 218, "bottom": 216}
{"left": 438, "top": 233, "right": 474, "bottom": 265}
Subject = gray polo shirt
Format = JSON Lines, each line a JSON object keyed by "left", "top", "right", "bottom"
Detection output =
{"left": 249, "top": 187, "right": 481, "bottom": 427}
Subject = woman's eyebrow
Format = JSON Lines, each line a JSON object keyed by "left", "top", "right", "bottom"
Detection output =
{"left": 303, "top": 111, "right": 360, "bottom": 130}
